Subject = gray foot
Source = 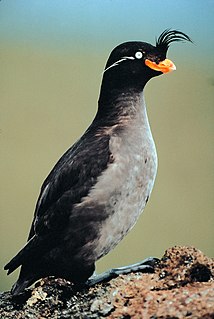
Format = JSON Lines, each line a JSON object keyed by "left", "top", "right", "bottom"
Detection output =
{"left": 86, "top": 257, "right": 159, "bottom": 286}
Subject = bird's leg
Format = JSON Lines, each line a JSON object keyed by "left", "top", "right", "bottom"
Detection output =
{"left": 86, "top": 257, "right": 159, "bottom": 286}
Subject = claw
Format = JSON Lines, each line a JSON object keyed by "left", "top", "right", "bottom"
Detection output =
{"left": 86, "top": 257, "right": 160, "bottom": 286}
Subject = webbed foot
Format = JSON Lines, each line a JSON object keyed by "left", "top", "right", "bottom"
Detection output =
{"left": 86, "top": 257, "right": 159, "bottom": 286}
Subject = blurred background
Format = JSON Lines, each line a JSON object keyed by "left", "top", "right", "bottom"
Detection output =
{"left": 0, "top": 0, "right": 213, "bottom": 292}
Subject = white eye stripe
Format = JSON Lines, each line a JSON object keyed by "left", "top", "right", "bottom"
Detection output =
{"left": 135, "top": 51, "right": 143, "bottom": 59}
{"left": 104, "top": 56, "right": 135, "bottom": 73}
{"left": 103, "top": 51, "right": 144, "bottom": 74}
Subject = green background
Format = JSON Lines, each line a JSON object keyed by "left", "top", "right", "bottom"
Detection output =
{"left": 1, "top": 0, "right": 213, "bottom": 292}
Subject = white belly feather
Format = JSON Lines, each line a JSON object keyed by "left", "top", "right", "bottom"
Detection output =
{"left": 89, "top": 95, "right": 158, "bottom": 260}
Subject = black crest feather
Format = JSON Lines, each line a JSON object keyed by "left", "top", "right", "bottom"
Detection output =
{"left": 156, "top": 29, "right": 192, "bottom": 52}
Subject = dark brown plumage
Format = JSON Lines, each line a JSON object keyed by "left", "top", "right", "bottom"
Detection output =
{"left": 5, "top": 29, "right": 191, "bottom": 295}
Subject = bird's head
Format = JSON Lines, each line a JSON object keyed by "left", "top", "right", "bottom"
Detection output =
{"left": 102, "top": 29, "right": 192, "bottom": 93}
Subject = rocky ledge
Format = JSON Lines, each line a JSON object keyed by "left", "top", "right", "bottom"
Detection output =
{"left": 0, "top": 246, "right": 213, "bottom": 319}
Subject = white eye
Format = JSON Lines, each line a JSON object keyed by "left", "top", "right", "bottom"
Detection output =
{"left": 135, "top": 51, "right": 143, "bottom": 59}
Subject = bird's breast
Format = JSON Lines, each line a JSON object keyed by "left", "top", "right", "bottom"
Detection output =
{"left": 91, "top": 104, "right": 158, "bottom": 260}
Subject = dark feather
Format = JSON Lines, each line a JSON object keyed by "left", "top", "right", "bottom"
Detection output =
{"left": 5, "top": 124, "right": 112, "bottom": 276}
{"left": 5, "top": 31, "right": 192, "bottom": 295}
{"left": 156, "top": 29, "right": 192, "bottom": 53}
{"left": 30, "top": 125, "right": 111, "bottom": 235}
{"left": 4, "top": 234, "right": 54, "bottom": 274}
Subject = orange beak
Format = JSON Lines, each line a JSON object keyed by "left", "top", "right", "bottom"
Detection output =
{"left": 145, "top": 58, "right": 176, "bottom": 73}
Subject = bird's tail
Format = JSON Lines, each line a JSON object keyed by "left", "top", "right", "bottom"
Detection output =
{"left": 4, "top": 233, "right": 56, "bottom": 295}
{"left": 4, "top": 233, "right": 54, "bottom": 275}
{"left": 4, "top": 237, "right": 39, "bottom": 295}
{"left": 4, "top": 236, "right": 36, "bottom": 275}
{"left": 11, "top": 275, "right": 35, "bottom": 296}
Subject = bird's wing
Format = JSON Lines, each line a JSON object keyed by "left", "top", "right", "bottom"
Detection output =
{"left": 30, "top": 127, "right": 112, "bottom": 238}
{"left": 5, "top": 127, "right": 112, "bottom": 274}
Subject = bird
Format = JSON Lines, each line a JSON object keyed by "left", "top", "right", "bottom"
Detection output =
{"left": 5, "top": 29, "right": 191, "bottom": 296}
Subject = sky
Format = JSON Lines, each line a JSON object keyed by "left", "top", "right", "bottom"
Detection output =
{"left": 0, "top": 0, "right": 214, "bottom": 55}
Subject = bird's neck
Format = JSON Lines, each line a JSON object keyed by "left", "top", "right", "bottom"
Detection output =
{"left": 95, "top": 88, "right": 146, "bottom": 127}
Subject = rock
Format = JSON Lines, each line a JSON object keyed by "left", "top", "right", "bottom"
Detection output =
{"left": 0, "top": 246, "right": 213, "bottom": 319}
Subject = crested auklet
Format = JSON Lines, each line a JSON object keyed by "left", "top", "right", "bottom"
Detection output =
{"left": 5, "top": 29, "right": 192, "bottom": 295}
